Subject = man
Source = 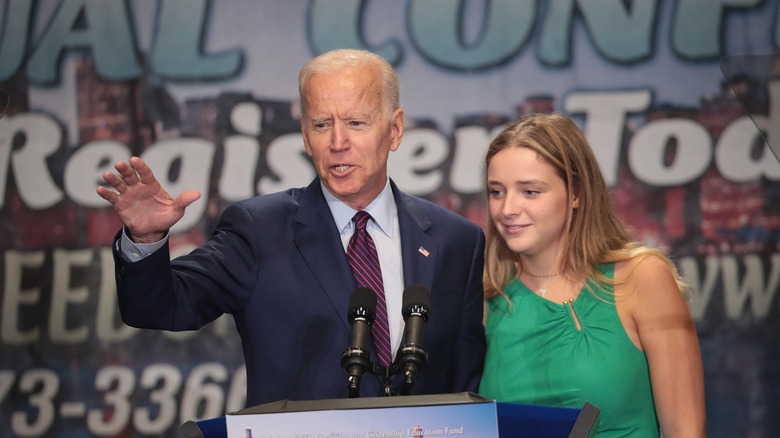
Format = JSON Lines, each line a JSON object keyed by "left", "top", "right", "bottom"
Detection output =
{"left": 97, "top": 49, "right": 486, "bottom": 407}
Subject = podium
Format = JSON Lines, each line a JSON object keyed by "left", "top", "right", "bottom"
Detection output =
{"left": 181, "top": 393, "right": 599, "bottom": 438}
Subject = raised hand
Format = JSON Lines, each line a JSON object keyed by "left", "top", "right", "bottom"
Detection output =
{"left": 96, "top": 156, "right": 201, "bottom": 243}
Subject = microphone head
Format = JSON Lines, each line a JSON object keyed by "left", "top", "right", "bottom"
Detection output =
{"left": 402, "top": 283, "right": 431, "bottom": 321}
{"left": 348, "top": 287, "right": 376, "bottom": 324}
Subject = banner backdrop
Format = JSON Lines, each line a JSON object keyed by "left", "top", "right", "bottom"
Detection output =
{"left": 1, "top": 1, "right": 779, "bottom": 436}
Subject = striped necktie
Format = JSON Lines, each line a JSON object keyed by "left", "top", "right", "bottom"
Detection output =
{"left": 347, "top": 211, "right": 392, "bottom": 366}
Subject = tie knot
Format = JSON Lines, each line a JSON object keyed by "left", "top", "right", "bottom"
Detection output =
{"left": 353, "top": 211, "right": 372, "bottom": 231}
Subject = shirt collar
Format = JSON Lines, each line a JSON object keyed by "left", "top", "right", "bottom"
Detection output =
{"left": 322, "top": 179, "right": 396, "bottom": 239}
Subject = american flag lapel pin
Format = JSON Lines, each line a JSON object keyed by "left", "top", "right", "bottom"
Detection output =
{"left": 418, "top": 246, "right": 430, "bottom": 257}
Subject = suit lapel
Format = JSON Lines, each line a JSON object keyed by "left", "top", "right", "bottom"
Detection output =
{"left": 294, "top": 179, "right": 438, "bottom": 315}
{"left": 292, "top": 179, "right": 355, "bottom": 330}
{"left": 392, "top": 181, "right": 437, "bottom": 291}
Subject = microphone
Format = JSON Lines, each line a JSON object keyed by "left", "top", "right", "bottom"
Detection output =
{"left": 396, "top": 283, "right": 431, "bottom": 395}
{"left": 341, "top": 287, "right": 376, "bottom": 398}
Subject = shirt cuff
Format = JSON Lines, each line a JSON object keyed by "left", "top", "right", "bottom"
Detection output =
{"left": 118, "top": 228, "right": 168, "bottom": 262}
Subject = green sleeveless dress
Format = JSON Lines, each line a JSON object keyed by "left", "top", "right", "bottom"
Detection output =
{"left": 479, "top": 264, "right": 659, "bottom": 437}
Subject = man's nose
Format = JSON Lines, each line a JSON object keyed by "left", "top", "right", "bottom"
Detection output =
{"left": 331, "top": 124, "right": 349, "bottom": 150}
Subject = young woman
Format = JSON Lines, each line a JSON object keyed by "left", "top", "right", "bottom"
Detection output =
{"left": 478, "top": 114, "right": 705, "bottom": 437}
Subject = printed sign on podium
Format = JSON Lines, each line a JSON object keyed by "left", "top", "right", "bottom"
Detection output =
{"left": 181, "top": 393, "right": 600, "bottom": 438}
{"left": 228, "top": 401, "right": 498, "bottom": 438}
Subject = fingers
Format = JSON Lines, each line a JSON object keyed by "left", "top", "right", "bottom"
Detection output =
{"left": 98, "top": 157, "right": 196, "bottom": 211}
{"left": 130, "top": 156, "right": 158, "bottom": 185}
{"left": 96, "top": 185, "right": 117, "bottom": 204}
{"left": 102, "top": 169, "right": 128, "bottom": 193}
{"left": 117, "top": 159, "right": 141, "bottom": 186}
{"left": 99, "top": 157, "right": 150, "bottom": 192}
{"left": 97, "top": 158, "right": 143, "bottom": 204}
{"left": 175, "top": 190, "right": 202, "bottom": 210}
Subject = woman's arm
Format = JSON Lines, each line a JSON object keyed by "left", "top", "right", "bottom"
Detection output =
{"left": 618, "top": 255, "right": 706, "bottom": 437}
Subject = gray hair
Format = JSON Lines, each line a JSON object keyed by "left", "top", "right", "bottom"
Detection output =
{"left": 298, "top": 49, "right": 400, "bottom": 118}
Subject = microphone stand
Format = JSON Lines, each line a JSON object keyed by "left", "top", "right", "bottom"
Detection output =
{"left": 343, "top": 353, "right": 423, "bottom": 397}
{"left": 347, "top": 345, "right": 427, "bottom": 397}
{"left": 395, "top": 343, "right": 428, "bottom": 396}
{"left": 341, "top": 346, "right": 372, "bottom": 398}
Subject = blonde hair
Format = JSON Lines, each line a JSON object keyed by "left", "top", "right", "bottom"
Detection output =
{"left": 483, "top": 113, "right": 690, "bottom": 300}
{"left": 298, "top": 49, "right": 400, "bottom": 119}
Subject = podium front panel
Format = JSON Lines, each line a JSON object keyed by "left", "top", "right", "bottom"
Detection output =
{"left": 226, "top": 401, "right": 500, "bottom": 438}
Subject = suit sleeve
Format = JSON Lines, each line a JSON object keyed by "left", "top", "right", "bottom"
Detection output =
{"left": 114, "top": 203, "right": 259, "bottom": 331}
{"left": 450, "top": 225, "right": 487, "bottom": 392}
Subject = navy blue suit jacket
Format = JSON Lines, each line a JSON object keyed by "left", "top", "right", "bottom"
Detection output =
{"left": 114, "top": 178, "right": 486, "bottom": 407}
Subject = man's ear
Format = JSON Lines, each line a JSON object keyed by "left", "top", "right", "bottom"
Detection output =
{"left": 300, "top": 116, "right": 313, "bottom": 156}
{"left": 389, "top": 109, "right": 405, "bottom": 152}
